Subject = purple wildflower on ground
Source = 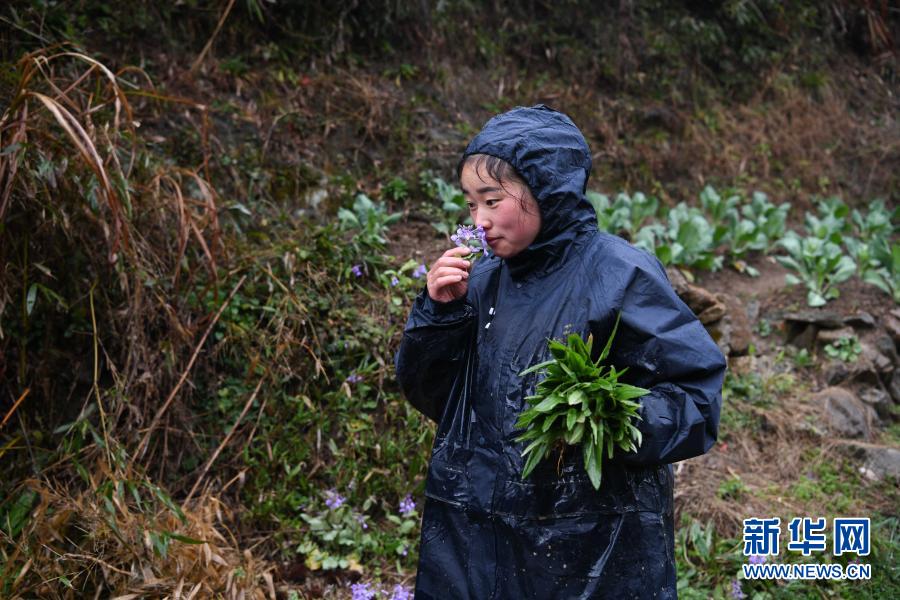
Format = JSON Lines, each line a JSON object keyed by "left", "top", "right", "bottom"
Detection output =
{"left": 412, "top": 263, "right": 427, "bottom": 279}
{"left": 388, "top": 584, "right": 412, "bottom": 600}
{"left": 390, "top": 275, "right": 400, "bottom": 287}
{"left": 324, "top": 489, "right": 345, "bottom": 510}
{"left": 346, "top": 373, "right": 363, "bottom": 384}
{"left": 730, "top": 579, "right": 746, "bottom": 599}
{"left": 351, "top": 264, "right": 364, "bottom": 277}
{"left": 399, "top": 494, "right": 416, "bottom": 516}
{"left": 350, "top": 582, "right": 376, "bottom": 600}
{"left": 400, "top": 544, "right": 408, "bottom": 557}
{"left": 748, "top": 554, "right": 766, "bottom": 564}
{"left": 355, "top": 514, "right": 368, "bottom": 530}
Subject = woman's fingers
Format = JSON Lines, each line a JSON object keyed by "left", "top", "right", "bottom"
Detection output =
{"left": 427, "top": 246, "right": 472, "bottom": 302}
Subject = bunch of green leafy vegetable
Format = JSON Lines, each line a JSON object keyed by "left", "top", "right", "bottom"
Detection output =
{"left": 515, "top": 314, "right": 649, "bottom": 490}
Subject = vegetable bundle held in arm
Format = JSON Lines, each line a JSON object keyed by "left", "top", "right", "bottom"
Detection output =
{"left": 516, "top": 313, "right": 649, "bottom": 490}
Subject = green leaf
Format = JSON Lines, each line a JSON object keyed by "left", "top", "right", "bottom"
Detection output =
{"left": 598, "top": 312, "right": 623, "bottom": 362}
{"left": 566, "top": 408, "right": 577, "bottom": 430}
{"left": 533, "top": 394, "right": 564, "bottom": 413}
{"left": 567, "top": 389, "right": 586, "bottom": 406}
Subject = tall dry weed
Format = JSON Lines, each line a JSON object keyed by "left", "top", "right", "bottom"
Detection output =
{"left": 0, "top": 47, "right": 269, "bottom": 597}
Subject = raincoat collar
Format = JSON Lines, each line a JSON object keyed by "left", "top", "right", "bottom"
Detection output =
{"left": 463, "top": 105, "right": 598, "bottom": 280}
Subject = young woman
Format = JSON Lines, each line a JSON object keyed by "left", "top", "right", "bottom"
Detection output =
{"left": 395, "top": 105, "right": 726, "bottom": 599}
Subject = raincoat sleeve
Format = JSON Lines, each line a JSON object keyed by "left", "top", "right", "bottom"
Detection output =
{"left": 606, "top": 258, "right": 726, "bottom": 467}
{"left": 395, "top": 291, "right": 476, "bottom": 422}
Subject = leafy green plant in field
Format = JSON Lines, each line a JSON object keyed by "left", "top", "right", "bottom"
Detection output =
{"left": 338, "top": 193, "right": 402, "bottom": 251}
{"left": 675, "top": 518, "right": 743, "bottom": 600}
{"left": 420, "top": 172, "right": 470, "bottom": 238}
{"left": 775, "top": 232, "right": 855, "bottom": 307}
{"left": 728, "top": 191, "right": 790, "bottom": 258}
{"left": 862, "top": 238, "right": 900, "bottom": 303}
{"left": 587, "top": 191, "right": 659, "bottom": 238}
{"left": 515, "top": 314, "right": 648, "bottom": 490}
{"left": 824, "top": 335, "right": 862, "bottom": 363}
{"left": 382, "top": 176, "right": 409, "bottom": 202}
{"left": 850, "top": 199, "right": 898, "bottom": 242}
{"left": 699, "top": 185, "right": 740, "bottom": 247}
{"left": 298, "top": 490, "right": 377, "bottom": 570}
{"left": 804, "top": 196, "right": 851, "bottom": 243}
{"left": 655, "top": 203, "right": 723, "bottom": 271}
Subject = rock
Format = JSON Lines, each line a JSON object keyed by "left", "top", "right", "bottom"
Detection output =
{"left": 665, "top": 267, "right": 726, "bottom": 322}
{"left": 783, "top": 309, "right": 844, "bottom": 328}
{"left": 825, "top": 361, "right": 851, "bottom": 386}
{"left": 861, "top": 342, "right": 893, "bottom": 374}
{"left": 813, "top": 387, "right": 874, "bottom": 439}
{"left": 816, "top": 326, "right": 857, "bottom": 346}
{"left": 889, "top": 370, "right": 900, "bottom": 404}
{"left": 856, "top": 385, "right": 892, "bottom": 421}
{"left": 718, "top": 294, "right": 752, "bottom": 355}
{"left": 698, "top": 302, "right": 727, "bottom": 325}
{"left": 885, "top": 313, "right": 900, "bottom": 346}
{"left": 783, "top": 310, "right": 843, "bottom": 349}
{"left": 788, "top": 324, "right": 818, "bottom": 350}
{"left": 875, "top": 335, "right": 898, "bottom": 367}
{"left": 837, "top": 441, "right": 900, "bottom": 481}
{"left": 844, "top": 312, "right": 876, "bottom": 328}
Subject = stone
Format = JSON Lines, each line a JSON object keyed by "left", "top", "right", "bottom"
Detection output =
{"left": 875, "top": 335, "right": 898, "bottom": 367}
{"left": 885, "top": 314, "right": 900, "bottom": 346}
{"left": 813, "top": 387, "right": 874, "bottom": 439}
{"left": 718, "top": 293, "right": 752, "bottom": 356}
{"left": 783, "top": 310, "right": 844, "bottom": 328}
{"left": 698, "top": 302, "right": 726, "bottom": 325}
{"left": 844, "top": 312, "right": 876, "bottom": 328}
{"left": 837, "top": 441, "right": 900, "bottom": 482}
{"left": 861, "top": 342, "right": 893, "bottom": 374}
{"left": 816, "top": 326, "right": 857, "bottom": 346}
{"left": 856, "top": 385, "right": 892, "bottom": 421}
{"left": 889, "top": 370, "right": 900, "bottom": 404}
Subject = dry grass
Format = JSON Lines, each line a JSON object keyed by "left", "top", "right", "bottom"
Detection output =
{"left": 0, "top": 46, "right": 271, "bottom": 598}
{"left": 2, "top": 475, "right": 272, "bottom": 599}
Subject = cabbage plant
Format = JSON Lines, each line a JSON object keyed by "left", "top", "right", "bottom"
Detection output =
{"left": 776, "top": 232, "right": 855, "bottom": 307}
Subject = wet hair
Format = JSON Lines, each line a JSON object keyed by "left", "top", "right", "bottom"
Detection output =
{"left": 456, "top": 153, "right": 538, "bottom": 216}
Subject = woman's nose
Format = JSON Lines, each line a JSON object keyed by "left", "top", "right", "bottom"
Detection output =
{"left": 474, "top": 213, "right": 491, "bottom": 229}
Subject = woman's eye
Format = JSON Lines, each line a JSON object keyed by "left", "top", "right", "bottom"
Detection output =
{"left": 485, "top": 199, "right": 500, "bottom": 207}
{"left": 466, "top": 202, "right": 476, "bottom": 211}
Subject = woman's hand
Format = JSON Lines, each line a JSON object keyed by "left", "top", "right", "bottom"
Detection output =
{"left": 427, "top": 246, "right": 472, "bottom": 303}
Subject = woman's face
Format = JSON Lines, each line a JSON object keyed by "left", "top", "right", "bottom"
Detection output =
{"left": 459, "top": 162, "right": 542, "bottom": 259}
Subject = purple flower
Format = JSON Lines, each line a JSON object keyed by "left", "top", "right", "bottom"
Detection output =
{"left": 324, "top": 489, "right": 345, "bottom": 510}
{"left": 351, "top": 582, "right": 376, "bottom": 600}
{"left": 351, "top": 264, "right": 364, "bottom": 277}
{"left": 730, "top": 579, "right": 745, "bottom": 600}
{"left": 388, "top": 585, "right": 412, "bottom": 600}
{"left": 451, "top": 224, "right": 488, "bottom": 257}
{"left": 748, "top": 554, "right": 766, "bottom": 564}
{"left": 399, "top": 494, "right": 416, "bottom": 516}
{"left": 346, "top": 373, "right": 363, "bottom": 384}
{"left": 390, "top": 275, "right": 400, "bottom": 287}
{"left": 400, "top": 545, "right": 408, "bottom": 557}
{"left": 412, "top": 263, "right": 427, "bottom": 279}
{"left": 355, "top": 514, "right": 368, "bottom": 530}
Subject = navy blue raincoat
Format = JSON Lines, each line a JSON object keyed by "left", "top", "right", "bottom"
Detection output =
{"left": 395, "top": 106, "right": 726, "bottom": 599}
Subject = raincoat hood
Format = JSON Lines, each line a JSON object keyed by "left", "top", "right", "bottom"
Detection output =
{"left": 463, "top": 105, "right": 598, "bottom": 278}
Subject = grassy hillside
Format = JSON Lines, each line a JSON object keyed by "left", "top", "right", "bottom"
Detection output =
{"left": 1, "top": 2, "right": 897, "bottom": 598}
